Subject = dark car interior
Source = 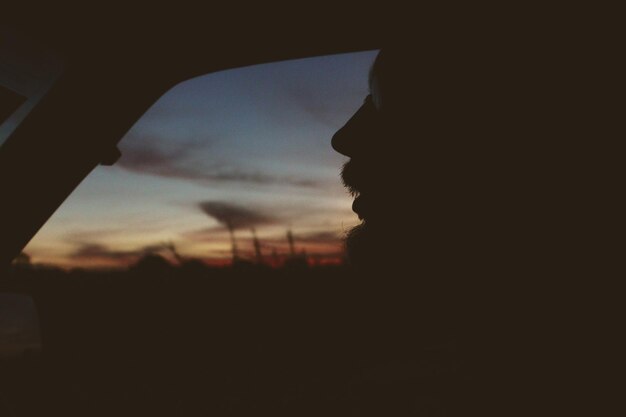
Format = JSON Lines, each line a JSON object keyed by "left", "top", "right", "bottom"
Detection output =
{"left": 1, "top": 7, "right": 617, "bottom": 416}
{"left": 0, "top": 12, "right": 396, "bottom": 417}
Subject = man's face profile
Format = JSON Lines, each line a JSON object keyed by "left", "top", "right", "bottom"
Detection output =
{"left": 332, "top": 47, "right": 467, "bottom": 268}
{"left": 332, "top": 48, "right": 434, "bottom": 268}
{"left": 332, "top": 51, "right": 392, "bottom": 266}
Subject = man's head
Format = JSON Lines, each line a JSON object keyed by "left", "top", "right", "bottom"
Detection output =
{"left": 332, "top": 44, "right": 506, "bottom": 270}
{"left": 332, "top": 48, "right": 421, "bottom": 267}
{"left": 328, "top": 21, "right": 602, "bottom": 411}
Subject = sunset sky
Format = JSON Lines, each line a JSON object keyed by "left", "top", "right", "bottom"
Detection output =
{"left": 23, "top": 50, "right": 378, "bottom": 269}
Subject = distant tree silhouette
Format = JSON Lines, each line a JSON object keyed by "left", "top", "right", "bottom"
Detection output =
{"left": 12, "top": 252, "right": 31, "bottom": 268}
{"left": 130, "top": 253, "right": 172, "bottom": 274}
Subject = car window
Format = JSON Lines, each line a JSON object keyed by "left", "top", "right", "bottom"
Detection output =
{"left": 19, "top": 51, "right": 377, "bottom": 270}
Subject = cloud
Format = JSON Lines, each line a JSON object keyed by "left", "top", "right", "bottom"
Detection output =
{"left": 198, "top": 201, "right": 276, "bottom": 230}
{"left": 117, "top": 145, "right": 190, "bottom": 172}
{"left": 257, "top": 50, "right": 376, "bottom": 131}
{"left": 288, "top": 87, "right": 351, "bottom": 129}
{"left": 181, "top": 227, "right": 230, "bottom": 242}
{"left": 258, "top": 230, "right": 343, "bottom": 247}
{"left": 69, "top": 242, "right": 170, "bottom": 264}
{"left": 64, "top": 228, "right": 138, "bottom": 242}
{"left": 70, "top": 243, "right": 131, "bottom": 261}
{"left": 295, "top": 231, "right": 343, "bottom": 243}
{"left": 116, "top": 139, "right": 319, "bottom": 188}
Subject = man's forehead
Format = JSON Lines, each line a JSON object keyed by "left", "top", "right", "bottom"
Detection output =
{"left": 368, "top": 68, "right": 376, "bottom": 91}
{"left": 368, "top": 64, "right": 382, "bottom": 110}
{"left": 368, "top": 51, "right": 381, "bottom": 90}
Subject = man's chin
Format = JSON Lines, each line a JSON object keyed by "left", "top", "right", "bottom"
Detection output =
{"left": 346, "top": 222, "right": 389, "bottom": 268}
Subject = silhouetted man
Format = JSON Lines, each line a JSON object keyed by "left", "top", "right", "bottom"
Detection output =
{"left": 333, "top": 45, "right": 498, "bottom": 274}
{"left": 330, "top": 46, "right": 478, "bottom": 415}
{"left": 328, "top": 33, "right": 583, "bottom": 412}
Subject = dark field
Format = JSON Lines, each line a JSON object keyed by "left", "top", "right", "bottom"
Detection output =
{"left": 1, "top": 261, "right": 460, "bottom": 416}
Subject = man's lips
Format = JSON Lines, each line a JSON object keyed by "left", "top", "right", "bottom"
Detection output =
{"left": 344, "top": 159, "right": 380, "bottom": 221}
{"left": 352, "top": 194, "right": 367, "bottom": 220}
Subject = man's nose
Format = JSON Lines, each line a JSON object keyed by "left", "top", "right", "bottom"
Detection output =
{"left": 332, "top": 98, "right": 378, "bottom": 157}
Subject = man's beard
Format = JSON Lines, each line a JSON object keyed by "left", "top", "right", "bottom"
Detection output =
{"left": 345, "top": 222, "right": 368, "bottom": 266}
{"left": 342, "top": 159, "right": 389, "bottom": 268}
{"left": 345, "top": 221, "right": 395, "bottom": 269}
{"left": 341, "top": 159, "right": 370, "bottom": 198}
